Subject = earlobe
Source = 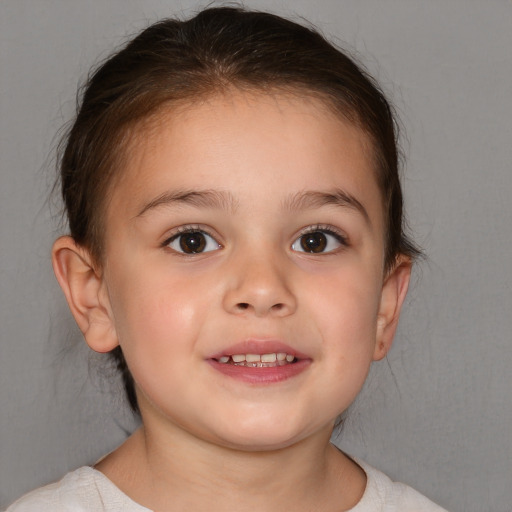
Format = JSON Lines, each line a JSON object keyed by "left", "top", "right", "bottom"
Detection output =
{"left": 52, "top": 236, "right": 119, "bottom": 353}
{"left": 374, "top": 257, "right": 412, "bottom": 361}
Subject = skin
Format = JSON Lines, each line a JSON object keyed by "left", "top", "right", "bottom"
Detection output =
{"left": 52, "top": 90, "right": 411, "bottom": 511}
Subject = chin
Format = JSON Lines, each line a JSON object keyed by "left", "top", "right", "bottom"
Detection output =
{"left": 210, "top": 416, "right": 317, "bottom": 452}
{"left": 221, "top": 433, "right": 302, "bottom": 452}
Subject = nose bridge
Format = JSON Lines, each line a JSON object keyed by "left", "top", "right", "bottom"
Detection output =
{"left": 223, "top": 242, "right": 296, "bottom": 317}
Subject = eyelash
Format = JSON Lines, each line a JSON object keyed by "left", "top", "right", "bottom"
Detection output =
{"left": 162, "top": 225, "right": 221, "bottom": 253}
{"left": 292, "top": 224, "right": 349, "bottom": 253}
{"left": 161, "top": 224, "right": 349, "bottom": 255}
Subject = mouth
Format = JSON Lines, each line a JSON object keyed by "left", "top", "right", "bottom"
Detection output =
{"left": 214, "top": 352, "right": 297, "bottom": 367}
{"left": 208, "top": 342, "right": 310, "bottom": 384}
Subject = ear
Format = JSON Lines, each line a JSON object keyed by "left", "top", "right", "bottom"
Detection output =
{"left": 52, "top": 236, "right": 119, "bottom": 353}
{"left": 373, "top": 256, "right": 412, "bottom": 361}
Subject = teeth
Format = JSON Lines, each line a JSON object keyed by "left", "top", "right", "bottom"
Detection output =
{"left": 216, "top": 352, "right": 296, "bottom": 365}
{"left": 261, "top": 353, "right": 277, "bottom": 363}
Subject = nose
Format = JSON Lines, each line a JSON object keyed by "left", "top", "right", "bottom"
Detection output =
{"left": 222, "top": 251, "right": 297, "bottom": 318}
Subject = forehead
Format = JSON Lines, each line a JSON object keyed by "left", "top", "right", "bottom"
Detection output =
{"left": 108, "top": 90, "right": 384, "bottom": 227}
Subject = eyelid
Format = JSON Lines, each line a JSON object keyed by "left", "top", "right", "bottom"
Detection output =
{"left": 161, "top": 224, "right": 222, "bottom": 250}
{"left": 297, "top": 224, "right": 348, "bottom": 241}
{"left": 292, "top": 224, "right": 349, "bottom": 253}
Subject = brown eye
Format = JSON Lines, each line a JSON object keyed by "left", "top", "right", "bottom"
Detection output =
{"left": 180, "top": 232, "right": 206, "bottom": 253}
{"left": 167, "top": 230, "right": 220, "bottom": 254}
{"left": 291, "top": 228, "right": 346, "bottom": 254}
{"left": 300, "top": 232, "right": 327, "bottom": 253}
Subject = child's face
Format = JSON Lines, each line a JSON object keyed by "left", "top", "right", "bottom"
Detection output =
{"left": 89, "top": 91, "right": 407, "bottom": 449}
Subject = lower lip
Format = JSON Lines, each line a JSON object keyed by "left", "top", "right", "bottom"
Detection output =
{"left": 207, "top": 359, "right": 311, "bottom": 384}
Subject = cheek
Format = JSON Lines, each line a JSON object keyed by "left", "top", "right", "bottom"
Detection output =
{"left": 107, "top": 263, "right": 212, "bottom": 363}
{"left": 108, "top": 283, "right": 200, "bottom": 405}
{"left": 307, "top": 264, "right": 382, "bottom": 358}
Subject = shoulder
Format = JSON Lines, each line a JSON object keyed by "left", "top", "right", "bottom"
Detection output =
{"left": 351, "top": 459, "right": 449, "bottom": 512}
{"left": 5, "top": 467, "right": 150, "bottom": 512}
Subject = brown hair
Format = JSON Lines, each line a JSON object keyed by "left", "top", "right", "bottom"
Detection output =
{"left": 59, "top": 6, "right": 420, "bottom": 413}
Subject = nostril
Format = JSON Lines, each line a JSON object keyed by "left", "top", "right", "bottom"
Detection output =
{"left": 271, "top": 303, "right": 285, "bottom": 311}
{"left": 236, "top": 303, "right": 250, "bottom": 310}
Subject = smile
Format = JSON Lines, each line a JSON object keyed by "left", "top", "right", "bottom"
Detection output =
{"left": 216, "top": 353, "right": 296, "bottom": 367}
{"left": 208, "top": 344, "right": 310, "bottom": 384}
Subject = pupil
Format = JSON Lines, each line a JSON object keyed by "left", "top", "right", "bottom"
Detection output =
{"left": 301, "top": 232, "right": 327, "bottom": 253}
{"left": 180, "top": 232, "right": 206, "bottom": 253}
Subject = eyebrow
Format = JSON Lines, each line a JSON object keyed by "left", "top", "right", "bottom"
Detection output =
{"left": 283, "top": 189, "right": 371, "bottom": 225}
{"left": 136, "top": 187, "right": 370, "bottom": 225}
{"left": 136, "top": 189, "right": 238, "bottom": 217}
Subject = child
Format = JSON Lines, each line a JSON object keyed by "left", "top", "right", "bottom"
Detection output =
{"left": 7, "top": 6, "right": 447, "bottom": 511}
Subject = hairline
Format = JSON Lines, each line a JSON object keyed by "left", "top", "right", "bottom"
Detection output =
{"left": 85, "top": 83, "right": 388, "bottom": 267}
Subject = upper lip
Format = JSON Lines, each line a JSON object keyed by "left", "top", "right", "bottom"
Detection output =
{"left": 209, "top": 339, "right": 310, "bottom": 360}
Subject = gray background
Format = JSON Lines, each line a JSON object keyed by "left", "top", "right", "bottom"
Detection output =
{"left": 1, "top": 1, "right": 511, "bottom": 511}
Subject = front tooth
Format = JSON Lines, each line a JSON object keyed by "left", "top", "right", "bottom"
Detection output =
{"left": 218, "top": 356, "right": 230, "bottom": 363}
{"left": 245, "top": 354, "right": 261, "bottom": 363}
{"left": 261, "top": 353, "right": 277, "bottom": 363}
{"left": 277, "top": 353, "right": 287, "bottom": 361}
{"left": 286, "top": 354, "right": 295, "bottom": 362}
{"left": 232, "top": 354, "right": 246, "bottom": 363}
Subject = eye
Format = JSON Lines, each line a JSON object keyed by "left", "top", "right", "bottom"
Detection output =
{"left": 166, "top": 229, "right": 221, "bottom": 254}
{"left": 291, "top": 228, "right": 347, "bottom": 254}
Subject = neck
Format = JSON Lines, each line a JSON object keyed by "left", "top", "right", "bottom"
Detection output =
{"left": 96, "top": 422, "right": 365, "bottom": 512}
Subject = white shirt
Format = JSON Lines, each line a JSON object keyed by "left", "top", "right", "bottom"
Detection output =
{"left": 6, "top": 460, "right": 448, "bottom": 511}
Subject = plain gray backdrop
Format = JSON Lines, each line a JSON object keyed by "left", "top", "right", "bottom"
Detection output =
{"left": 1, "top": 1, "right": 511, "bottom": 511}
